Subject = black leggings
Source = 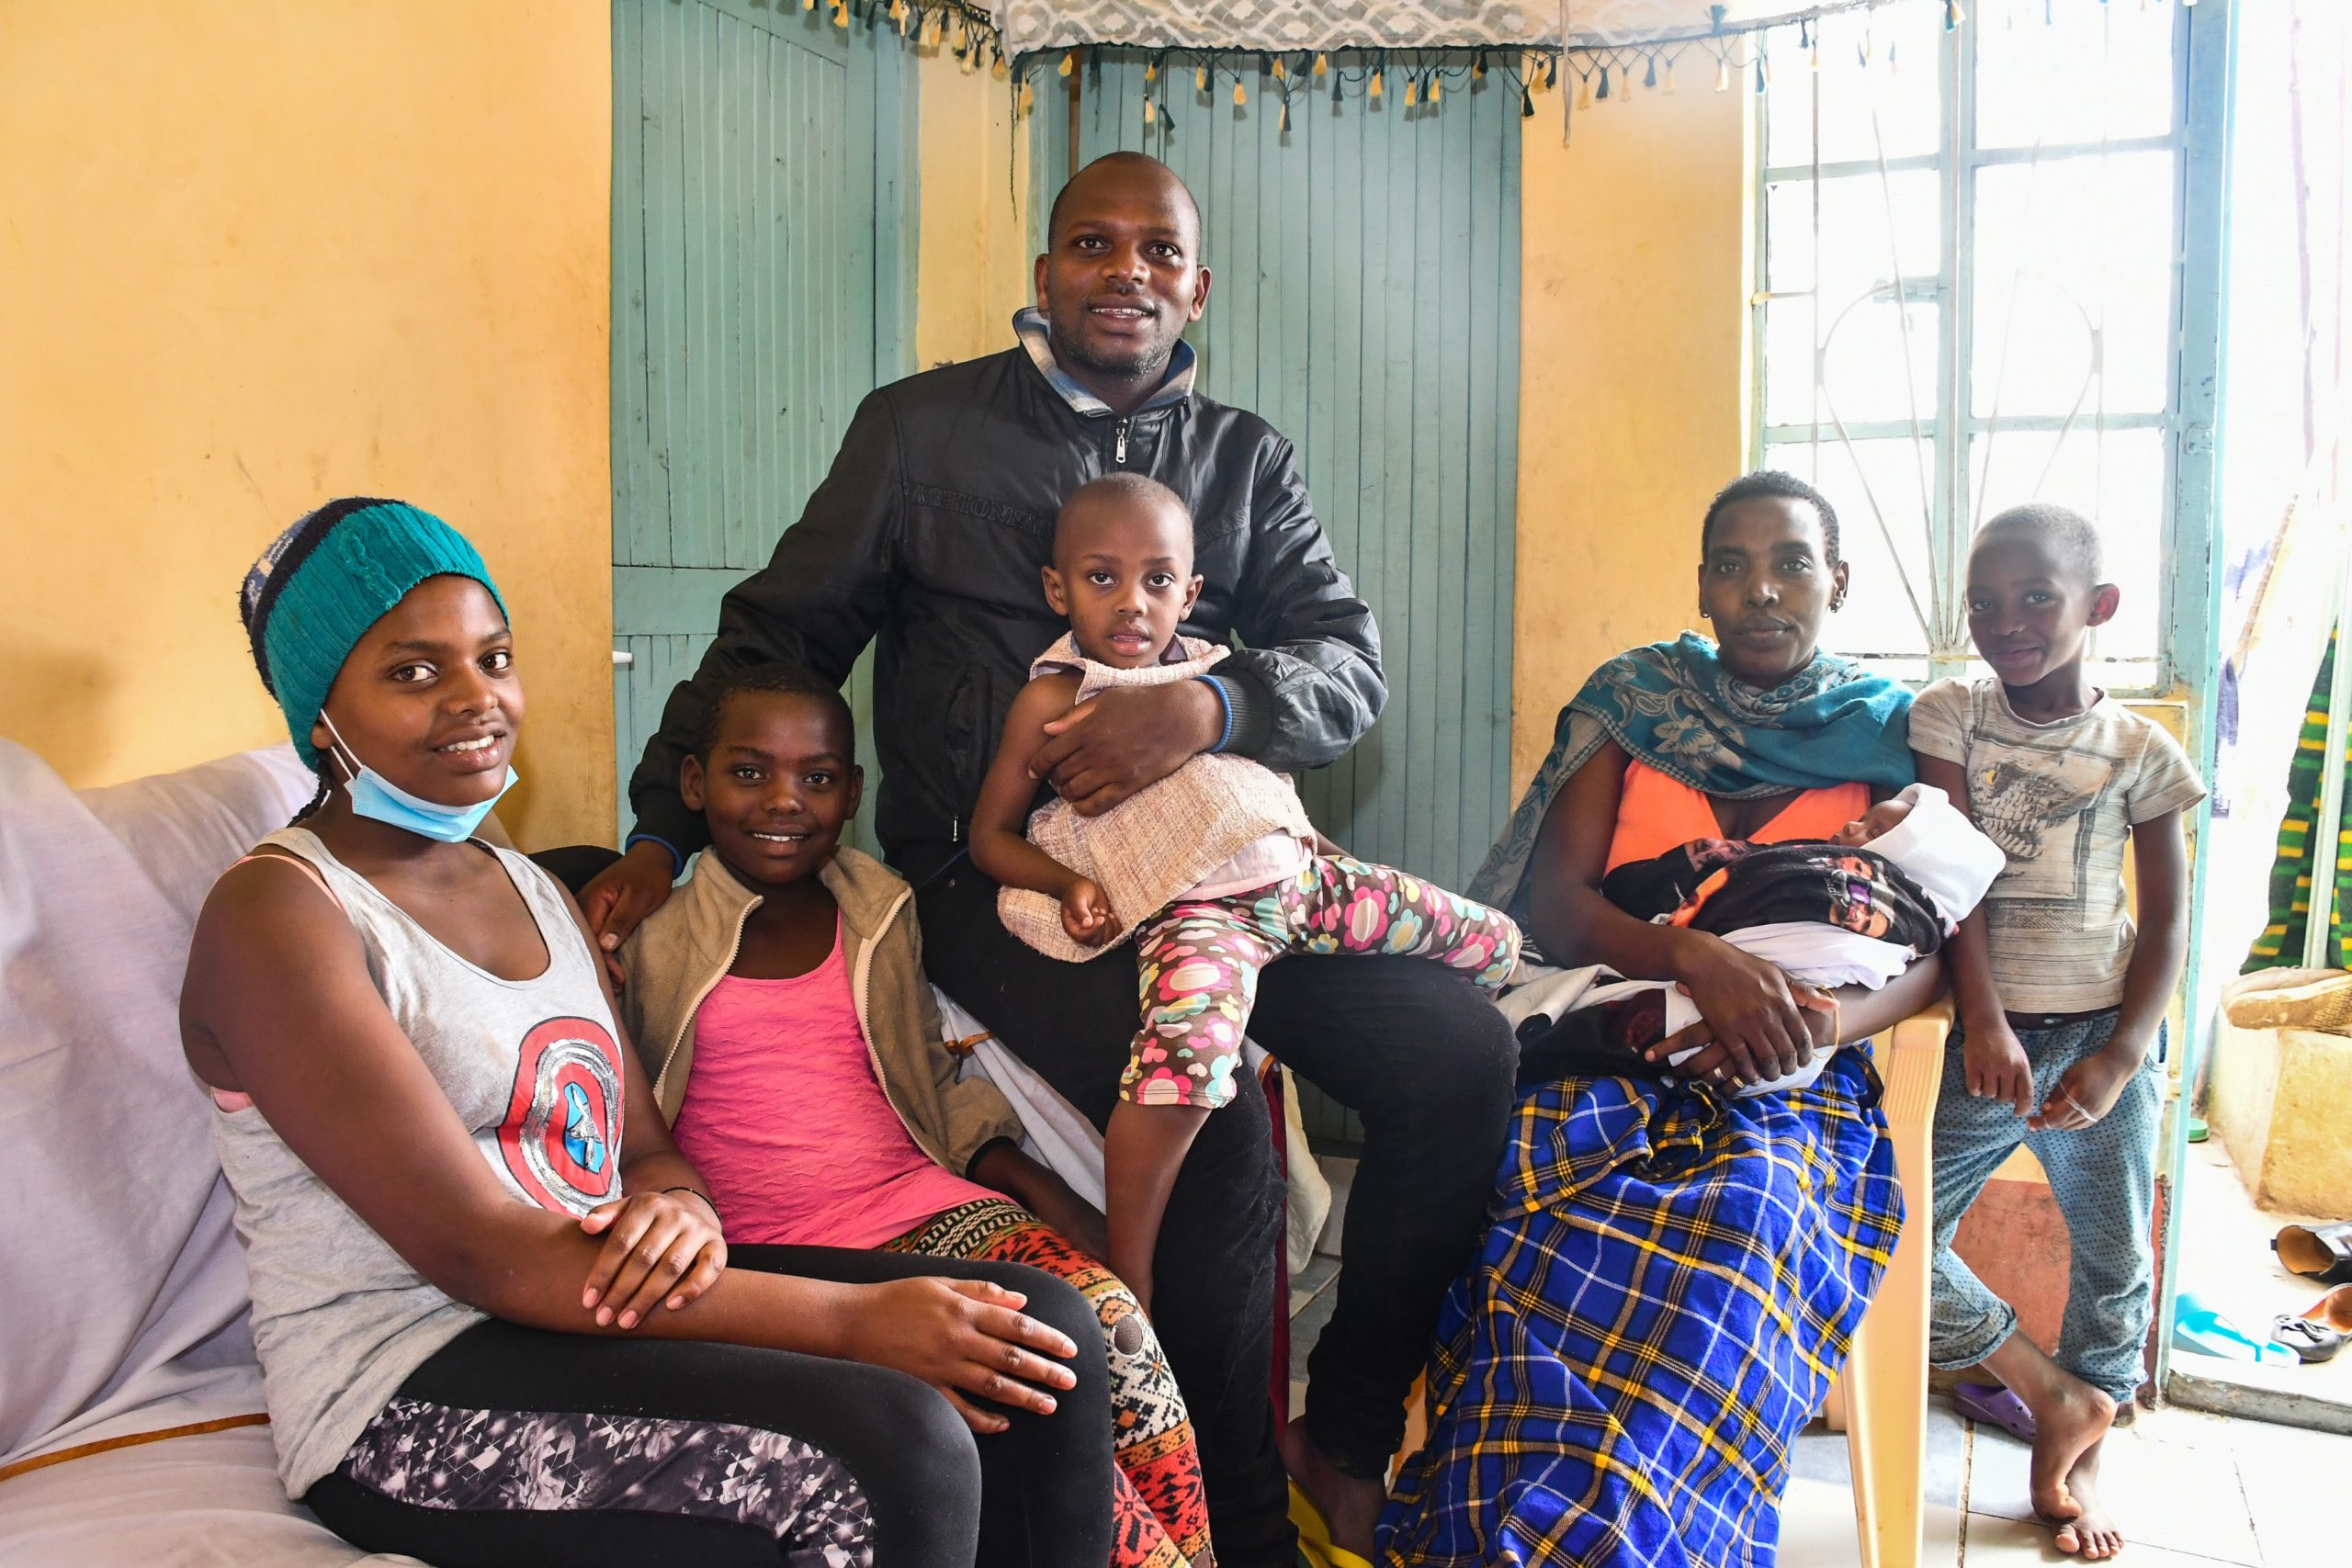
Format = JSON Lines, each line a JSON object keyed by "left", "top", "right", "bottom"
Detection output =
{"left": 304, "top": 1247, "right": 1114, "bottom": 1568}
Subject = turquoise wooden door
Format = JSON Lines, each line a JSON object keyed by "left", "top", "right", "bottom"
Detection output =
{"left": 611, "top": 0, "right": 914, "bottom": 846}
{"left": 1040, "top": 56, "right": 1521, "bottom": 896}
{"left": 1040, "top": 57, "right": 1521, "bottom": 1142}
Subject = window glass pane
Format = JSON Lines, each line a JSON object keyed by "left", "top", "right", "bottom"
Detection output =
{"left": 1769, "top": 436, "right": 1937, "bottom": 660}
{"left": 1767, "top": 170, "right": 1941, "bottom": 298}
{"left": 1972, "top": 152, "right": 2177, "bottom": 418}
{"left": 1766, "top": 296, "right": 1940, "bottom": 429}
{"left": 1966, "top": 426, "right": 2167, "bottom": 664}
{"left": 1974, "top": 0, "right": 2177, "bottom": 151}
{"left": 1764, "top": 4, "right": 1943, "bottom": 169}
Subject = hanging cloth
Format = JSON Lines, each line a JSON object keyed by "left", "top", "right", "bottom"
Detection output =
{"left": 2245, "top": 631, "right": 2352, "bottom": 972}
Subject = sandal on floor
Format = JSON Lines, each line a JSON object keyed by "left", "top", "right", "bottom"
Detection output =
{"left": 2302, "top": 1283, "right": 2352, "bottom": 1335}
{"left": 2271, "top": 1314, "right": 2346, "bottom": 1363}
{"left": 2173, "top": 1292, "right": 2297, "bottom": 1365}
{"left": 1289, "top": 1481, "right": 1375, "bottom": 1568}
{"left": 1952, "top": 1381, "right": 2037, "bottom": 1442}
{"left": 2274, "top": 1222, "right": 2352, "bottom": 1285}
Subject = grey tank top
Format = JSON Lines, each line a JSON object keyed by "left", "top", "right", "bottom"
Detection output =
{"left": 211, "top": 827, "right": 628, "bottom": 1495}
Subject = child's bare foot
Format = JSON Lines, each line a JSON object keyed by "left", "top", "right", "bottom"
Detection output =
{"left": 2051, "top": 1438, "right": 2124, "bottom": 1559}
{"left": 1978, "top": 1336, "right": 2117, "bottom": 1540}
{"left": 1275, "top": 1415, "right": 1385, "bottom": 1559}
{"left": 2026, "top": 1374, "right": 2114, "bottom": 1533}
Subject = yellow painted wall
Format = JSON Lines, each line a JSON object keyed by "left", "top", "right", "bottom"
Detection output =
{"left": 1511, "top": 85, "right": 1755, "bottom": 789}
{"left": 0, "top": 1, "right": 613, "bottom": 851}
{"left": 916, "top": 54, "right": 1034, "bottom": 369}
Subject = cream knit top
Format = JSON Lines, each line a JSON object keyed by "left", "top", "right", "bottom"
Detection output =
{"left": 999, "top": 634, "right": 1316, "bottom": 962}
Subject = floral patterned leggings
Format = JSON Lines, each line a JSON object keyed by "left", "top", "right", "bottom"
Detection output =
{"left": 1120, "top": 855, "right": 1522, "bottom": 1110}
{"left": 885, "top": 1198, "right": 1212, "bottom": 1568}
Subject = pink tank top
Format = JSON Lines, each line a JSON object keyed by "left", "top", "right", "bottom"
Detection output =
{"left": 667, "top": 921, "right": 991, "bottom": 1249}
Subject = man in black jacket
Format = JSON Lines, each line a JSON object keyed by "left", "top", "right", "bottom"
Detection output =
{"left": 583, "top": 152, "right": 1516, "bottom": 1562}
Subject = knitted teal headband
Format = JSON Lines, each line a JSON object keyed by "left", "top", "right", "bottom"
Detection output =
{"left": 239, "top": 499, "right": 509, "bottom": 766}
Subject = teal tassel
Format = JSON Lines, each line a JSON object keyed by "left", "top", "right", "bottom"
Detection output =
{"left": 1280, "top": 94, "right": 1292, "bottom": 133}
{"left": 1332, "top": 73, "right": 1343, "bottom": 106}
{"left": 1596, "top": 65, "right": 1610, "bottom": 100}
{"left": 1544, "top": 54, "right": 1557, "bottom": 90}
{"left": 1520, "top": 83, "right": 1534, "bottom": 118}
{"left": 1644, "top": 55, "right": 1657, "bottom": 89}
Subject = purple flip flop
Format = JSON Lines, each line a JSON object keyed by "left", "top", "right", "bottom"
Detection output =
{"left": 1952, "top": 1381, "right": 2037, "bottom": 1442}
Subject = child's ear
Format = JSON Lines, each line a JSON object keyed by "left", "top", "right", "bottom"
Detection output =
{"left": 680, "top": 753, "right": 707, "bottom": 812}
{"left": 1182, "top": 573, "right": 1205, "bottom": 617}
{"left": 846, "top": 764, "right": 865, "bottom": 820}
{"left": 2087, "top": 582, "right": 2121, "bottom": 627}
{"left": 1041, "top": 564, "right": 1069, "bottom": 616}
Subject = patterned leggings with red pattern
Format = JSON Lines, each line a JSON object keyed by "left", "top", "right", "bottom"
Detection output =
{"left": 887, "top": 1197, "right": 1214, "bottom": 1568}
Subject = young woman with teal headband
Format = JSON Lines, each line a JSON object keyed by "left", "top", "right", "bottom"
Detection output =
{"left": 181, "top": 499, "right": 1130, "bottom": 1568}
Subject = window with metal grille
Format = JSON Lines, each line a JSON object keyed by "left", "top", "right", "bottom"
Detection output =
{"left": 1750, "top": 0, "right": 2226, "bottom": 693}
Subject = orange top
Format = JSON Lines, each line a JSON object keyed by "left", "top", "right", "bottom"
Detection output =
{"left": 1604, "top": 760, "right": 1871, "bottom": 874}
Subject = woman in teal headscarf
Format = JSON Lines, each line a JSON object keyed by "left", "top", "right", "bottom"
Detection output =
{"left": 1383, "top": 473, "right": 1945, "bottom": 1568}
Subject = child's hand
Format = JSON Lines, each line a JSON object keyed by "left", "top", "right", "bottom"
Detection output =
{"left": 1962, "top": 1014, "right": 2036, "bottom": 1116}
{"left": 1061, "top": 878, "right": 1120, "bottom": 945}
{"left": 2030, "top": 1040, "right": 2145, "bottom": 1132}
{"left": 1793, "top": 985, "right": 1842, "bottom": 1052}
{"left": 581, "top": 1188, "right": 727, "bottom": 1328}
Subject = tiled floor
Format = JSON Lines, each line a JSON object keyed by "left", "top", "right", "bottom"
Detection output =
{"left": 1286, "top": 1254, "right": 2347, "bottom": 1564}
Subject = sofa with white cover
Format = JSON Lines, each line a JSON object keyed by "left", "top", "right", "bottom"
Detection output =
{"left": 0, "top": 739, "right": 420, "bottom": 1566}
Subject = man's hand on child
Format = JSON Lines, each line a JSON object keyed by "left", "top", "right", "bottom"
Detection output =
{"left": 1061, "top": 877, "right": 1121, "bottom": 945}
{"left": 842, "top": 1277, "right": 1080, "bottom": 1434}
{"left": 579, "top": 840, "right": 679, "bottom": 987}
{"left": 1963, "top": 1015, "right": 2037, "bottom": 1116}
{"left": 2030, "top": 1041, "right": 2143, "bottom": 1132}
{"left": 1029, "top": 682, "right": 1224, "bottom": 818}
{"left": 580, "top": 1188, "right": 726, "bottom": 1328}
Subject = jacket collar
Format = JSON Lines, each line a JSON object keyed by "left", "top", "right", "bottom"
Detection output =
{"left": 685, "top": 843, "right": 909, "bottom": 946}
{"left": 1012, "top": 306, "right": 1195, "bottom": 419}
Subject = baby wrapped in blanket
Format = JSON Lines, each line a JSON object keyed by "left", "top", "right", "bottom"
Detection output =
{"left": 1519, "top": 783, "right": 2004, "bottom": 1096}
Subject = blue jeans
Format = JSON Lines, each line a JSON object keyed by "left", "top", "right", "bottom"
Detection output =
{"left": 1928, "top": 1011, "right": 2164, "bottom": 1403}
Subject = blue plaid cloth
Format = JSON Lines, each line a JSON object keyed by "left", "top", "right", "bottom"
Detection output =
{"left": 1380, "top": 1050, "right": 1901, "bottom": 1568}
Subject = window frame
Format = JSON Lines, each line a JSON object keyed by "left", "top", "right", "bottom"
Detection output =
{"left": 1746, "top": 0, "right": 2229, "bottom": 696}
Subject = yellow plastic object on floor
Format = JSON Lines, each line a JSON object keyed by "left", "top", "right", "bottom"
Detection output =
{"left": 1826, "top": 1000, "right": 1951, "bottom": 1568}
{"left": 1289, "top": 1481, "right": 1375, "bottom": 1568}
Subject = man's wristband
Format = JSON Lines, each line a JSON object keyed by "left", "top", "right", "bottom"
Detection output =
{"left": 662, "top": 1186, "right": 718, "bottom": 1220}
{"left": 624, "top": 833, "right": 684, "bottom": 879}
{"left": 1194, "top": 674, "right": 1235, "bottom": 754}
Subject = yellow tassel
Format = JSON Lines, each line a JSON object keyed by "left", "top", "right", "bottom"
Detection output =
{"left": 1144, "top": 97, "right": 1156, "bottom": 124}
{"left": 1429, "top": 75, "right": 1441, "bottom": 103}
{"left": 1145, "top": 61, "right": 1157, "bottom": 83}
{"left": 802, "top": 0, "right": 815, "bottom": 10}
{"left": 1059, "top": 50, "right": 1074, "bottom": 77}
{"left": 992, "top": 51, "right": 1006, "bottom": 78}
{"left": 1272, "top": 57, "right": 1285, "bottom": 81}
{"left": 1664, "top": 60, "right": 1676, "bottom": 93}
{"left": 1196, "top": 64, "right": 1208, "bottom": 92}
{"left": 1404, "top": 77, "right": 1417, "bottom": 107}
{"left": 1369, "top": 69, "right": 1383, "bottom": 98}
{"left": 832, "top": 1, "right": 847, "bottom": 28}
{"left": 888, "top": 0, "right": 903, "bottom": 21}
{"left": 1713, "top": 56, "right": 1730, "bottom": 92}
{"left": 1233, "top": 78, "right": 1247, "bottom": 107}
{"left": 1314, "top": 53, "right": 1329, "bottom": 76}
{"left": 1577, "top": 71, "right": 1591, "bottom": 108}
{"left": 1019, "top": 80, "right": 1034, "bottom": 115}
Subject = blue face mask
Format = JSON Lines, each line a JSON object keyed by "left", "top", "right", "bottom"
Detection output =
{"left": 321, "top": 712, "right": 518, "bottom": 844}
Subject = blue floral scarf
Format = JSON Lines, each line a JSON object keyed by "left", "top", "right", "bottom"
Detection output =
{"left": 1469, "top": 634, "right": 1914, "bottom": 920}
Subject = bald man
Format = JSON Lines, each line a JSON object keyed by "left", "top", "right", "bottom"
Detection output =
{"left": 585, "top": 152, "right": 1516, "bottom": 1562}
